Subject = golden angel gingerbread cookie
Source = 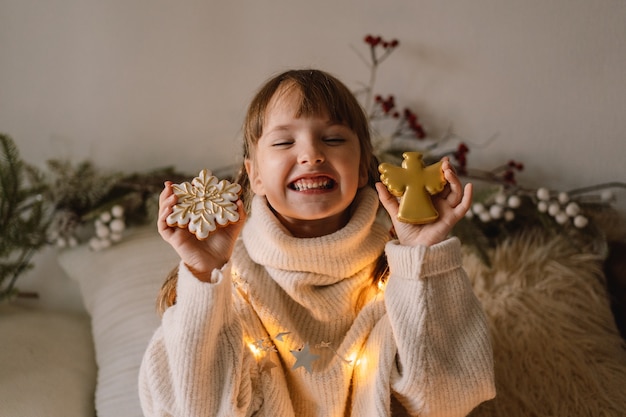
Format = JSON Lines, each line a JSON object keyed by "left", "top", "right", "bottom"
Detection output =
{"left": 166, "top": 169, "right": 242, "bottom": 240}
{"left": 378, "top": 152, "right": 447, "bottom": 224}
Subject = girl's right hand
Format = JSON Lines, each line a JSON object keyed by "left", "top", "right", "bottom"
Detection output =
{"left": 157, "top": 181, "right": 247, "bottom": 282}
{"left": 376, "top": 157, "right": 472, "bottom": 247}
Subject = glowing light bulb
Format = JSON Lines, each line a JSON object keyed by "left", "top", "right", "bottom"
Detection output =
{"left": 247, "top": 342, "right": 262, "bottom": 359}
{"left": 356, "top": 355, "right": 366, "bottom": 367}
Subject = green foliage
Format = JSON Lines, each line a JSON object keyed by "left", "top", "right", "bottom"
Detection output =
{"left": 0, "top": 133, "right": 51, "bottom": 301}
{"left": 44, "top": 162, "right": 189, "bottom": 243}
{"left": 46, "top": 159, "right": 123, "bottom": 214}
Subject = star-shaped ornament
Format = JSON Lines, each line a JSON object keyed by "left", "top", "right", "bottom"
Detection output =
{"left": 274, "top": 332, "right": 291, "bottom": 342}
{"left": 260, "top": 356, "right": 277, "bottom": 372}
{"left": 290, "top": 343, "right": 320, "bottom": 373}
{"left": 254, "top": 337, "right": 277, "bottom": 353}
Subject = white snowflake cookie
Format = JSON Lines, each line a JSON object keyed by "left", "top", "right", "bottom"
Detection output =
{"left": 166, "top": 169, "right": 242, "bottom": 240}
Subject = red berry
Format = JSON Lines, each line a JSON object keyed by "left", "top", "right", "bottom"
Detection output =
{"left": 503, "top": 170, "right": 516, "bottom": 184}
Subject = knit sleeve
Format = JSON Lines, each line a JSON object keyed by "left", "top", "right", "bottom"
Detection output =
{"left": 138, "top": 262, "right": 260, "bottom": 417}
{"left": 383, "top": 237, "right": 496, "bottom": 417}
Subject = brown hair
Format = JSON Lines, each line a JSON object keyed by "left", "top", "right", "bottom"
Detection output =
{"left": 238, "top": 69, "right": 381, "bottom": 208}
{"left": 157, "top": 69, "right": 388, "bottom": 315}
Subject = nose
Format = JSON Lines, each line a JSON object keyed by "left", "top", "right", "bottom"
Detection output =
{"left": 297, "top": 141, "right": 325, "bottom": 165}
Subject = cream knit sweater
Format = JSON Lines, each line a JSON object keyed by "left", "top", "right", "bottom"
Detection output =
{"left": 139, "top": 188, "right": 495, "bottom": 417}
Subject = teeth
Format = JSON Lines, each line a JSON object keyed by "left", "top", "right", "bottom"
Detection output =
{"left": 291, "top": 178, "right": 333, "bottom": 191}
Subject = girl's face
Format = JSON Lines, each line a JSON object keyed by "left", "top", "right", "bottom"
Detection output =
{"left": 245, "top": 86, "right": 368, "bottom": 238}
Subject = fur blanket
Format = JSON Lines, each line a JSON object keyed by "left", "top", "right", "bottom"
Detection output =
{"left": 466, "top": 232, "right": 626, "bottom": 416}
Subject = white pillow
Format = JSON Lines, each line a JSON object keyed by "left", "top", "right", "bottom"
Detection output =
{"left": 0, "top": 304, "right": 96, "bottom": 417}
{"left": 58, "top": 226, "right": 179, "bottom": 417}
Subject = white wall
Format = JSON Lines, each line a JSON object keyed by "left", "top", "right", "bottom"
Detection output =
{"left": 2, "top": 0, "right": 625, "bottom": 308}
{"left": 2, "top": 0, "right": 625, "bottom": 190}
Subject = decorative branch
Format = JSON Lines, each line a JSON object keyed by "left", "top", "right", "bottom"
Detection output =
{"left": 0, "top": 133, "right": 50, "bottom": 301}
{"left": 353, "top": 35, "right": 624, "bottom": 261}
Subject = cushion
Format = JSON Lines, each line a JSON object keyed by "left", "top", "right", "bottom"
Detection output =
{"left": 0, "top": 304, "right": 96, "bottom": 417}
{"left": 58, "top": 226, "right": 179, "bottom": 417}
{"left": 466, "top": 232, "right": 626, "bottom": 416}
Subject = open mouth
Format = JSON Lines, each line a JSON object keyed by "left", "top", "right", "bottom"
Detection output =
{"left": 288, "top": 176, "right": 336, "bottom": 191}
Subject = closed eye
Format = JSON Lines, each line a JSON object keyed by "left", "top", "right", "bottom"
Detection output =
{"left": 323, "top": 137, "right": 346, "bottom": 145}
{"left": 271, "top": 139, "right": 294, "bottom": 147}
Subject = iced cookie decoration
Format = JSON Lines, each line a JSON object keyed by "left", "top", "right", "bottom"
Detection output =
{"left": 166, "top": 169, "right": 242, "bottom": 240}
{"left": 378, "top": 152, "right": 447, "bottom": 224}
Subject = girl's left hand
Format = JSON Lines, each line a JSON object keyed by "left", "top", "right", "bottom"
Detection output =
{"left": 375, "top": 157, "right": 473, "bottom": 247}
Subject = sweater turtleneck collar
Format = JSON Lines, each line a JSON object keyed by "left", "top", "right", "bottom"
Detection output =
{"left": 241, "top": 187, "right": 390, "bottom": 280}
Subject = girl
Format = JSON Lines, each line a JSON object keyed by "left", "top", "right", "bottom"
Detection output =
{"left": 139, "top": 69, "right": 495, "bottom": 417}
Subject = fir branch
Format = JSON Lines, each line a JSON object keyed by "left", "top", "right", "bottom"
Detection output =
{"left": 0, "top": 133, "right": 51, "bottom": 300}
{"left": 0, "top": 134, "right": 22, "bottom": 230}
